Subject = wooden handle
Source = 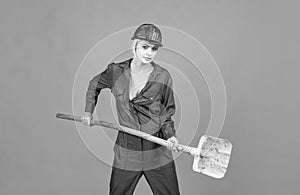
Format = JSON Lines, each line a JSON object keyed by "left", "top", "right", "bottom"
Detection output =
{"left": 56, "top": 113, "right": 81, "bottom": 122}
{"left": 56, "top": 113, "right": 197, "bottom": 156}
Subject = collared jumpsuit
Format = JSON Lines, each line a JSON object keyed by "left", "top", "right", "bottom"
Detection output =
{"left": 85, "top": 58, "right": 180, "bottom": 195}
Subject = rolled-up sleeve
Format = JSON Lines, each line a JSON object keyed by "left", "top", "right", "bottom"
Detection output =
{"left": 85, "top": 63, "right": 114, "bottom": 114}
{"left": 160, "top": 72, "right": 176, "bottom": 139}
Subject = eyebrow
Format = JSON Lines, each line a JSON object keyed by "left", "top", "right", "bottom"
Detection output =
{"left": 141, "top": 43, "right": 157, "bottom": 47}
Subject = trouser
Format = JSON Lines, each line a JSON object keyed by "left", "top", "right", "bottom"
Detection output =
{"left": 109, "top": 161, "right": 180, "bottom": 195}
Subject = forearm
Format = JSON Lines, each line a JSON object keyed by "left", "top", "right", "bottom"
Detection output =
{"left": 160, "top": 119, "right": 176, "bottom": 139}
{"left": 85, "top": 76, "right": 101, "bottom": 114}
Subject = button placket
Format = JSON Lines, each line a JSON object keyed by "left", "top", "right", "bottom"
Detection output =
{"left": 129, "top": 101, "right": 137, "bottom": 114}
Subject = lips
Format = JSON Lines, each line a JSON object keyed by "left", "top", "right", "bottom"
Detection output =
{"left": 144, "top": 57, "right": 151, "bottom": 61}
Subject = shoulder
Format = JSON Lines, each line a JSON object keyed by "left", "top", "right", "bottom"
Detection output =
{"left": 153, "top": 62, "right": 173, "bottom": 82}
{"left": 110, "top": 58, "right": 131, "bottom": 68}
{"left": 106, "top": 58, "right": 131, "bottom": 73}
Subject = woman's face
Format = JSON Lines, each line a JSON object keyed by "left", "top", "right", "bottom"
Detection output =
{"left": 134, "top": 40, "right": 159, "bottom": 64}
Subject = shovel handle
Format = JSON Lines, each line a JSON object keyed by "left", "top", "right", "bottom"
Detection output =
{"left": 56, "top": 113, "right": 197, "bottom": 156}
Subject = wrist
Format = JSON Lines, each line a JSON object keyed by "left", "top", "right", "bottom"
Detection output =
{"left": 84, "top": 112, "right": 92, "bottom": 117}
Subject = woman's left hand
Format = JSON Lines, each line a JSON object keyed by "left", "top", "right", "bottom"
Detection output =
{"left": 166, "top": 136, "right": 179, "bottom": 152}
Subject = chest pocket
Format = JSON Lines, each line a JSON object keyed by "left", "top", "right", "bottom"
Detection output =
{"left": 142, "top": 90, "right": 162, "bottom": 115}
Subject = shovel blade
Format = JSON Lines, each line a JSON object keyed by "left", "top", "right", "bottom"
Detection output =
{"left": 192, "top": 135, "right": 233, "bottom": 179}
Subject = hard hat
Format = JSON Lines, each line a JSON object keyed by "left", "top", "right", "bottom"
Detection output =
{"left": 131, "top": 23, "right": 163, "bottom": 47}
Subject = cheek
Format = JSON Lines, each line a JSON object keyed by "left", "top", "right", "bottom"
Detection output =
{"left": 152, "top": 51, "right": 158, "bottom": 57}
{"left": 136, "top": 48, "right": 144, "bottom": 56}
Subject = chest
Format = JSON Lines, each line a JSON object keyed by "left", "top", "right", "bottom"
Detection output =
{"left": 129, "top": 71, "right": 152, "bottom": 100}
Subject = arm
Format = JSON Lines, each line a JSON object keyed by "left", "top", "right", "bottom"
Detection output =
{"left": 160, "top": 73, "right": 179, "bottom": 151}
{"left": 160, "top": 72, "right": 176, "bottom": 140}
{"left": 82, "top": 63, "right": 114, "bottom": 126}
{"left": 84, "top": 63, "right": 114, "bottom": 114}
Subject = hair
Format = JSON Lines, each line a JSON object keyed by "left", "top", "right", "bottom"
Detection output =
{"left": 131, "top": 39, "right": 140, "bottom": 57}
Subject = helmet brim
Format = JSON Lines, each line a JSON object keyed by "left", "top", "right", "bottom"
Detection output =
{"left": 131, "top": 36, "right": 163, "bottom": 47}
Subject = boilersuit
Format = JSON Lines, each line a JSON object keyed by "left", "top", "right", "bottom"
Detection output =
{"left": 85, "top": 58, "right": 180, "bottom": 194}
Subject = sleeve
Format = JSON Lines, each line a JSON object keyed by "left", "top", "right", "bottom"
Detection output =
{"left": 84, "top": 63, "right": 114, "bottom": 114}
{"left": 160, "top": 72, "right": 176, "bottom": 139}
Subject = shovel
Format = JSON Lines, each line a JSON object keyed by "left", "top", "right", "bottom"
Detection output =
{"left": 56, "top": 113, "right": 232, "bottom": 179}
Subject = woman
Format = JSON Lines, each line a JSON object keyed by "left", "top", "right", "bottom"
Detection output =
{"left": 82, "top": 23, "right": 180, "bottom": 195}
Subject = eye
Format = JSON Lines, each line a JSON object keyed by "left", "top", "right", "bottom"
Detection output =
{"left": 152, "top": 47, "right": 158, "bottom": 51}
{"left": 142, "top": 45, "right": 149, "bottom": 49}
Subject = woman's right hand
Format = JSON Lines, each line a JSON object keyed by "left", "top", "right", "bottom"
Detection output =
{"left": 81, "top": 112, "right": 93, "bottom": 126}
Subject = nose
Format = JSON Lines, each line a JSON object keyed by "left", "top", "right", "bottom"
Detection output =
{"left": 146, "top": 47, "right": 152, "bottom": 56}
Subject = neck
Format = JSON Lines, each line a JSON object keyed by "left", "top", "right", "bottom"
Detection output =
{"left": 131, "top": 57, "right": 152, "bottom": 73}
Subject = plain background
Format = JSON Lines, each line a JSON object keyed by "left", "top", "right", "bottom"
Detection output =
{"left": 1, "top": 0, "right": 299, "bottom": 194}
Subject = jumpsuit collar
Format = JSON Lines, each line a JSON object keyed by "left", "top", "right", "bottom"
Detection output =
{"left": 122, "top": 58, "right": 161, "bottom": 102}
